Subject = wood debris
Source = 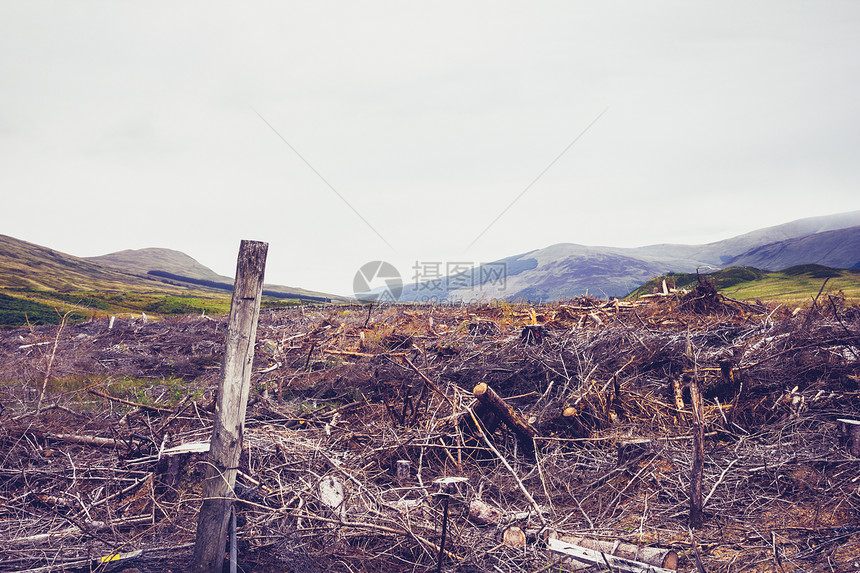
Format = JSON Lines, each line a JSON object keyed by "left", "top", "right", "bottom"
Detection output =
{"left": 0, "top": 291, "right": 858, "bottom": 571}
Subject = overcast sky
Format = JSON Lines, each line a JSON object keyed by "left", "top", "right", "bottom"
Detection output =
{"left": 2, "top": 2, "right": 859, "bottom": 296}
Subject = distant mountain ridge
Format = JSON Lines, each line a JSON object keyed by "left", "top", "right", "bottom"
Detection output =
{"left": 0, "top": 236, "right": 344, "bottom": 302}
{"left": 0, "top": 234, "right": 176, "bottom": 292}
{"left": 4, "top": 210, "right": 859, "bottom": 306}
{"left": 725, "top": 226, "right": 860, "bottom": 270}
{"left": 86, "top": 247, "right": 339, "bottom": 301}
{"left": 399, "top": 210, "right": 860, "bottom": 302}
{"left": 87, "top": 248, "right": 227, "bottom": 282}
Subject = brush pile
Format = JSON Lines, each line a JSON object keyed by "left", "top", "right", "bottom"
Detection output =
{"left": 0, "top": 287, "right": 858, "bottom": 572}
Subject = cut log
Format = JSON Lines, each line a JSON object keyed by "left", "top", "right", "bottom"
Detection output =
{"left": 10, "top": 518, "right": 151, "bottom": 544}
{"left": 319, "top": 475, "right": 345, "bottom": 509}
{"left": 547, "top": 532, "right": 678, "bottom": 571}
{"left": 473, "top": 383, "right": 537, "bottom": 443}
{"left": 33, "top": 431, "right": 129, "bottom": 449}
{"left": 548, "top": 538, "right": 675, "bottom": 572}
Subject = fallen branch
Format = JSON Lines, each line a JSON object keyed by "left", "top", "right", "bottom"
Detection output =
{"left": 18, "top": 340, "right": 53, "bottom": 350}
{"left": 88, "top": 388, "right": 172, "bottom": 414}
{"left": 322, "top": 349, "right": 375, "bottom": 358}
{"left": 36, "top": 312, "right": 70, "bottom": 414}
{"left": 466, "top": 406, "right": 546, "bottom": 525}
{"left": 30, "top": 430, "right": 132, "bottom": 449}
{"left": 10, "top": 516, "right": 151, "bottom": 544}
{"left": 402, "top": 355, "right": 456, "bottom": 407}
{"left": 703, "top": 458, "right": 739, "bottom": 508}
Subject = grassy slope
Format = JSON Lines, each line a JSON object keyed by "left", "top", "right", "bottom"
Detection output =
{"left": 628, "top": 264, "right": 860, "bottom": 304}
{"left": 720, "top": 266, "right": 860, "bottom": 304}
{"left": 0, "top": 235, "right": 307, "bottom": 326}
{"left": 0, "top": 234, "right": 193, "bottom": 292}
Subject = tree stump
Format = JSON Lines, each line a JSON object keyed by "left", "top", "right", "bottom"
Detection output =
{"left": 520, "top": 324, "right": 547, "bottom": 345}
{"left": 837, "top": 419, "right": 860, "bottom": 457}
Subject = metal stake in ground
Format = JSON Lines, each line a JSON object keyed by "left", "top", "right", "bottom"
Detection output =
{"left": 434, "top": 477, "right": 467, "bottom": 573}
{"left": 191, "top": 240, "right": 268, "bottom": 573}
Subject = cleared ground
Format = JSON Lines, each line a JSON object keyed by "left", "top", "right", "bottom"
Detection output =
{"left": 1, "top": 291, "right": 858, "bottom": 572}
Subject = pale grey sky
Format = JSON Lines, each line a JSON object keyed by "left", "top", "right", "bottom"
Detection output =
{"left": 2, "top": 2, "right": 859, "bottom": 295}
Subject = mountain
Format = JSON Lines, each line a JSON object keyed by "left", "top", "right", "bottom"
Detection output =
{"left": 399, "top": 210, "right": 860, "bottom": 302}
{"left": 400, "top": 245, "right": 667, "bottom": 302}
{"left": 0, "top": 235, "right": 344, "bottom": 302}
{"left": 0, "top": 234, "right": 185, "bottom": 292}
{"left": 724, "top": 226, "right": 860, "bottom": 270}
{"left": 87, "top": 248, "right": 228, "bottom": 282}
{"left": 623, "top": 210, "right": 860, "bottom": 266}
{"left": 86, "top": 247, "right": 341, "bottom": 302}
{"left": 5, "top": 209, "right": 859, "bottom": 309}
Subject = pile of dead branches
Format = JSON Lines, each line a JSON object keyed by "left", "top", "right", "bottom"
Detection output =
{"left": 0, "top": 293, "right": 858, "bottom": 572}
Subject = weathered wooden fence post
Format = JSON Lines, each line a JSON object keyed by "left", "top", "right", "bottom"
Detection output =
{"left": 191, "top": 240, "right": 268, "bottom": 573}
{"left": 686, "top": 329, "right": 705, "bottom": 529}
{"left": 689, "top": 374, "right": 705, "bottom": 528}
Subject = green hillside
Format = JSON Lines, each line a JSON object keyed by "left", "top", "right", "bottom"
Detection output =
{"left": 0, "top": 292, "right": 88, "bottom": 327}
{"left": 628, "top": 264, "right": 860, "bottom": 304}
{"left": 0, "top": 234, "right": 186, "bottom": 292}
{"left": 0, "top": 234, "right": 334, "bottom": 328}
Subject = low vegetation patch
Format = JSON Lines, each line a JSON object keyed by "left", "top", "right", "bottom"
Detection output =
{"left": 781, "top": 263, "right": 847, "bottom": 278}
{"left": 0, "top": 288, "right": 240, "bottom": 327}
{"left": 43, "top": 291, "right": 114, "bottom": 310}
{"left": 144, "top": 296, "right": 212, "bottom": 315}
{"left": 0, "top": 292, "right": 88, "bottom": 328}
{"left": 630, "top": 264, "right": 860, "bottom": 304}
